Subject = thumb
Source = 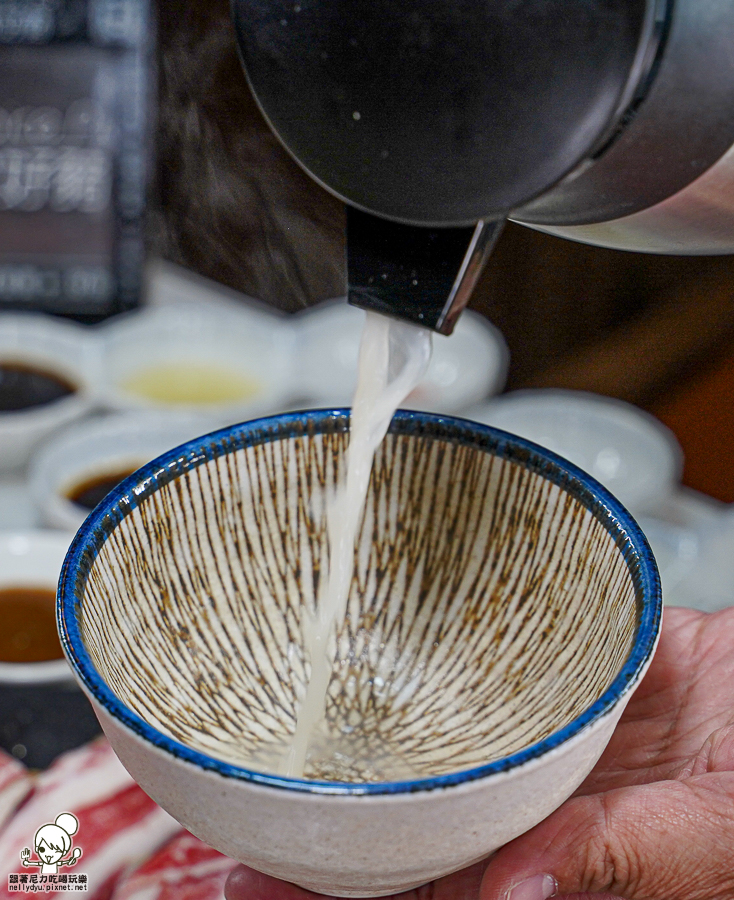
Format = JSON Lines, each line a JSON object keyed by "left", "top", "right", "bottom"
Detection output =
{"left": 480, "top": 775, "right": 734, "bottom": 900}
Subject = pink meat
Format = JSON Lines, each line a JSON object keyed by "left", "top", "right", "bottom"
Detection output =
{"left": 110, "top": 832, "right": 238, "bottom": 900}
{"left": 0, "top": 739, "right": 180, "bottom": 900}
{"left": 0, "top": 750, "right": 33, "bottom": 833}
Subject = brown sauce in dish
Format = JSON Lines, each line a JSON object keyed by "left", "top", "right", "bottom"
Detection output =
{"left": 0, "top": 363, "right": 76, "bottom": 411}
{"left": 0, "top": 586, "right": 63, "bottom": 662}
{"left": 67, "top": 467, "right": 139, "bottom": 511}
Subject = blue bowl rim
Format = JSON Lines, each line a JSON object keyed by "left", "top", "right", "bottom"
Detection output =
{"left": 58, "top": 408, "right": 662, "bottom": 797}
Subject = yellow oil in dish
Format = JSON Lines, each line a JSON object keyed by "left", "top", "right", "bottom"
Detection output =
{"left": 121, "top": 362, "right": 262, "bottom": 406}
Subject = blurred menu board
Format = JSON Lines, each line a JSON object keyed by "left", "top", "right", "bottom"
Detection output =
{"left": 0, "top": 0, "right": 154, "bottom": 320}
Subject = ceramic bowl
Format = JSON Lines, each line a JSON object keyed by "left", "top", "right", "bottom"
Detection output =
{"left": 96, "top": 296, "right": 297, "bottom": 425}
{"left": 465, "top": 389, "right": 683, "bottom": 515}
{"left": 294, "top": 302, "right": 509, "bottom": 413}
{"left": 0, "top": 530, "right": 101, "bottom": 768}
{"left": 59, "top": 411, "right": 661, "bottom": 897}
{"left": 28, "top": 412, "right": 216, "bottom": 532}
{"left": 0, "top": 314, "right": 101, "bottom": 471}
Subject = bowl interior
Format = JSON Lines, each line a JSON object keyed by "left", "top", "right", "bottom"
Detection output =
{"left": 70, "top": 415, "right": 645, "bottom": 784}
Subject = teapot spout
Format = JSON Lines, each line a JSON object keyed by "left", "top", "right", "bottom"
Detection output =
{"left": 347, "top": 209, "right": 504, "bottom": 335}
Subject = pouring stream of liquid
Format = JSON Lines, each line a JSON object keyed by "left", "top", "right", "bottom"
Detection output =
{"left": 285, "top": 311, "right": 432, "bottom": 778}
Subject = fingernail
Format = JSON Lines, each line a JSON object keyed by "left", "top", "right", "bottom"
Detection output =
{"left": 505, "top": 874, "right": 558, "bottom": 900}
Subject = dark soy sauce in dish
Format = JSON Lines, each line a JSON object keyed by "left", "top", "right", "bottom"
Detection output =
{"left": 67, "top": 467, "right": 139, "bottom": 511}
{"left": 0, "top": 363, "right": 76, "bottom": 412}
{"left": 0, "top": 586, "right": 63, "bottom": 662}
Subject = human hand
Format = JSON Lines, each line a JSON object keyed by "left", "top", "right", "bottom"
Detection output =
{"left": 224, "top": 607, "right": 734, "bottom": 900}
{"left": 20, "top": 848, "right": 30, "bottom": 867}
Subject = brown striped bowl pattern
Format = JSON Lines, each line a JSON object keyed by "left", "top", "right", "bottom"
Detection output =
{"left": 59, "top": 410, "right": 661, "bottom": 897}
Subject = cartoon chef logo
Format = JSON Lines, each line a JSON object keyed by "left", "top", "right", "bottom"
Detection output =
{"left": 20, "top": 813, "right": 83, "bottom": 875}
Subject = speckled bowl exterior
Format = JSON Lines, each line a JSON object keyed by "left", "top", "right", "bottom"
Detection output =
{"left": 59, "top": 410, "right": 661, "bottom": 897}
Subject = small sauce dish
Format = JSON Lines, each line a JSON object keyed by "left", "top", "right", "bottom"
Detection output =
{"left": 96, "top": 290, "right": 298, "bottom": 425}
{"left": 465, "top": 389, "right": 683, "bottom": 515}
{"left": 0, "top": 530, "right": 101, "bottom": 768}
{"left": 0, "top": 530, "right": 70, "bottom": 686}
{"left": 29, "top": 412, "right": 212, "bottom": 531}
{"left": 0, "top": 314, "right": 101, "bottom": 471}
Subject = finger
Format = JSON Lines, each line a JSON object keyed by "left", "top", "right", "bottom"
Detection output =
{"left": 480, "top": 775, "right": 734, "bottom": 900}
{"left": 225, "top": 859, "right": 489, "bottom": 900}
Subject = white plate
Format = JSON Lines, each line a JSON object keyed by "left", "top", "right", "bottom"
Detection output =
{"left": 465, "top": 389, "right": 683, "bottom": 516}
{"left": 0, "top": 477, "right": 37, "bottom": 530}
{"left": 651, "top": 492, "right": 734, "bottom": 612}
